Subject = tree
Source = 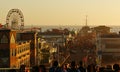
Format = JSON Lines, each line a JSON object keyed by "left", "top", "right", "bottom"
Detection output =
{"left": 67, "top": 33, "right": 96, "bottom": 65}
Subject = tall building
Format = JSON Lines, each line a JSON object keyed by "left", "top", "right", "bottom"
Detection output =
{"left": 0, "top": 29, "right": 30, "bottom": 68}
{"left": 20, "top": 32, "right": 37, "bottom": 67}
{"left": 0, "top": 29, "right": 37, "bottom": 68}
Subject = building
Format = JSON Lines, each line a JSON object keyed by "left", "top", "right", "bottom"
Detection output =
{"left": 80, "top": 26, "right": 90, "bottom": 35}
{"left": 38, "top": 28, "right": 69, "bottom": 65}
{"left": 0, "top": 29, "right": 37, "bottom": 68}
{"left": 96, "top": 33, "right": 120, "bottom": 66}
{"left": 20, "top": 32, "right": 37, "bottom": 67}
{"left": 92, "top": 25, "right": 110, "bottom": 34}
{"left": 0, "top": 29, "right": 31, "bottom": 68}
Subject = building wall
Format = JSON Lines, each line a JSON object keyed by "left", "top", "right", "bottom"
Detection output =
{"left": 9, "top": 30, "right": 17, "bottom": 68}
{"left": 15, "top": 41, "right": 30, "bottom": 68}
{"left": 0, "top": 29, "right": 31, "bottom": 68}
{"left": 0, "top": 29, "right": 11, "bottom": 68}
{"left": 101, "top": 38, "right": 120, "bottom": 53}
{"left": 100, "top": 38, "right": 120, "bottom": 65}
{"left": 20, "top": 32, "right": 37, "bottom": 67}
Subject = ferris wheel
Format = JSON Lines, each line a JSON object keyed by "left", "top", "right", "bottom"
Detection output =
{"left": 6, "top": 9, "right": 24, "bottom": 30}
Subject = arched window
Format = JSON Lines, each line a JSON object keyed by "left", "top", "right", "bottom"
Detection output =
{"left": 1, "top": 35, "right": 8, "bottom": 43}
{"left": 10, "top": 34, "right": 15, "bottom": 43}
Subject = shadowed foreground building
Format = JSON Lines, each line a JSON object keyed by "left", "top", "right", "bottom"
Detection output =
{"left": 96, "top": 33, "right": 120, "bottom": 66}
{"left": 0, "top": 29, "right": 37, "bottom": 68}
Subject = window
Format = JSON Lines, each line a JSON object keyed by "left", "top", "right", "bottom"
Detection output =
{"left": 1, "top": 35, "right": 8, "bottom": 43}
{"left": 10, "top": 34, "right": 15, "bottom": 43}
{"left": 11, "top": 49, "right": 16, "bottom": 56}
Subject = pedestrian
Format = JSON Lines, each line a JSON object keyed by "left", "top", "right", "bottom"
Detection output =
{"left": 87, "top": 64, "right": 96, "bottom": 72}
{"left": 61, "top": 64, "right": 68, "bottom": 72}
{"left": 68, "top": 61, "right": 78, "bottom": 72}
{"left": 113, "top": 64, "right": 120, "bottom": 72}
{"left": 77, "top": 61, "right": 86, "bottom": 72}
{"left": 39, "top": 65, "right": 46, "bottom": 72}
{"left": 49, "top": 60, "right": 62, "bottom": 72}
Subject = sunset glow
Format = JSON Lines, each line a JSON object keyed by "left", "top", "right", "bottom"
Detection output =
{"left": 0, "top": 0, "right": 120, "bottom": 26}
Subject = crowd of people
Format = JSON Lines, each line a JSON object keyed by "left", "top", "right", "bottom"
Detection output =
{"left": 8, "top": 60, "right": 120, "bottom": 72}
{"left": 31, "top": 60, "right": 120, "bottom": 72}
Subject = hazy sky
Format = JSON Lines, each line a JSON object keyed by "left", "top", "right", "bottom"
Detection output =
{"left": 0, "top": 0, "right": 120, "bottom": 26}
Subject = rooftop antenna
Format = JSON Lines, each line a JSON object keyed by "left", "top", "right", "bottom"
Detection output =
{"left": 85, "top": 15, "right": 88, "bottom": 26}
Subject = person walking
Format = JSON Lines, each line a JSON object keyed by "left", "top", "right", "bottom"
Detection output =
{"left": 77, "top": 61, "right": 86, "bottom": 72}
{"left": 49, "top": 60, "right": 62, "bottom": 72}
{"left": 68, "top": 61, "right": 78, "bottom": 72}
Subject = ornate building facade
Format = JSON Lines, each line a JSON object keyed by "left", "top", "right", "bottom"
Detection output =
{"left": 0, "top": 29, "right": 37, "bottom": 68}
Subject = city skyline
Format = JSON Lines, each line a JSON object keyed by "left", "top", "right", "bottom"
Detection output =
{"left": 0, "top": 0, "right": 120, "bottom": 26}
